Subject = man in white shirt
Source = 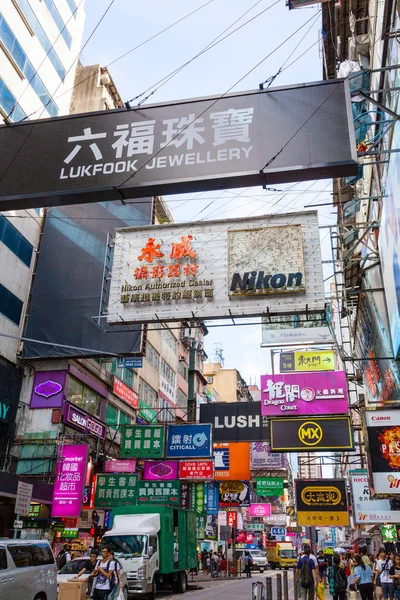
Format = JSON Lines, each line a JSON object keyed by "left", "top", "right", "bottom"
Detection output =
{"left": 91, "top": 546, "right": 117, "bottom": 600}
{"left": 375, "top": 549, "right": 394, "bottom": 600}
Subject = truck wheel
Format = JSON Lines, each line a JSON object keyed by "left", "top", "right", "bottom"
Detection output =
{"left": 178, "top": 572, "right": 187, "bottom": 593}
{"left": 148, "top": 580, "right": 156, "bottom": 600}
{"left": 260, "top": 569, "right": 264, "bottom": 573}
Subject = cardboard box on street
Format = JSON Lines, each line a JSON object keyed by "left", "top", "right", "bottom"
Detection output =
{"left": 58, "top": 580, "right": 87, "bottom": 600}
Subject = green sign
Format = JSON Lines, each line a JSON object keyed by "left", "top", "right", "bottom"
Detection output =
{"left": 382, "top": 524, "right": 397, "bottom": 542}
{"left": 121, "top": 425, "right": 165, "bottom": 458}
{"left": 139, "top": 400, "right": 158, "bottom": 423}
{"left": 51, "top": 523, "right": 65, "bottom": 532}
{"left": 246, "top": 523, "right": 264, "bottom": 531}
{"left": 138, "top": 480, "right": 180, "bottom": 505}
{"left": 256, "top": 477, "right": 284, "bottom": 497}
{"left": 196, "top": 515, "right": 206, "bottom": 539}
{"left": 192, "top": 482, "right": 205, "bottom": 514}
{"left": 29, "top": 504, "right": 41, "bottom": 517}
{"left": 63, "top": 528, "right": 79, "bottom": 538}
{"left": 95, "top": 473, "right": 138, "bottom": 507}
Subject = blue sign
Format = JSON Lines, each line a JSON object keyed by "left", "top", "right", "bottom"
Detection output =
{"left": 271, "top": 527, "right": 286, "bottom": 537}
{"left": 166, "top": 424, "right": 212, "bottom": 458}
{"left": 325, "top": 541, "right": 335, "bottom": 548}
{"left": 214, "top": 446, "right": 229, "bottom": 470}
{"left": 117, "top": 357, "right": 143, "bottom": 369}
{"left": 205, "top": 482, "right": 219, "bottom": 515}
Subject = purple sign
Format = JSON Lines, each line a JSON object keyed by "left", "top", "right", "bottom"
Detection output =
{"left": 143, "top": 460, "right": 179, "bottom": 480}
{"left": 261, "top": 371, "right": 349, "bottom": 416}
{"left": 30, "top": 370, "right": 67, "bottom": 409}
{"left": 104, "top": 459, "right": 137, "bottom": 473}
{"left": 63, "top": 402, "right": 106, "bottom": 439}
{"left": 52, "top": 444, "right": 88, "bottom": 517}
{"left": 250, "top": 503, "right": 271, "bottom": 517}
{"left": 250, "top": 442, "right": 287, "bottom": 470}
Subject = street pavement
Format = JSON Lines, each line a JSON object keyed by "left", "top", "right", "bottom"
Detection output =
{"left": 154, "top": 569, "right": 299, "bottom": 600}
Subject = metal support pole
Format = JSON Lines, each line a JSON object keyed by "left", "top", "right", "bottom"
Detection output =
{"left": 283, "top": 570, "right": 289, "bottom": 600}
{"left": 277, "top": 573, "right": 282, "bottom": 600}
{"left": 187, "top": 343, "right": 196, "bottom": 422}
{"left": 293, "top": 567, "right": 299, "bottom": 600}
{"left": 265, "top": 577, "right": 273, "bottom": 600}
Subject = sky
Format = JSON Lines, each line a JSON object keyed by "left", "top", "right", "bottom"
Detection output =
{"left": 81, "top": 0, "right": 336, "bottom": 386}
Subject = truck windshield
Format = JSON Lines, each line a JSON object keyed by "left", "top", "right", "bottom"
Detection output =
{"left": 251, "top": 551, "right": 265, "bottom": 557}
{"left": 102, "top": 535, "right": 148, "bottom": 558}
{"left": 280, "top": 550, "right": 296, "bottom": 558}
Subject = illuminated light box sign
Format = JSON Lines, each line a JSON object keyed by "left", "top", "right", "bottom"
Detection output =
{"left": 349, "top": 470, "right": 400, "bottom": 523}
{"left": 0, "top": 80, "right": 356, "bottom": 211}
{"left": 295, "top": 479, "right": 349, "bottom": 527}
{"left": 279, "top": 350, "right": 335, "bottom": 372}
{"left": 270, "top": 416, "right": 353, "bottom": 452}
{"left": 200, "top": 401, "right": 270, "bottom": 442}
{"left": 108, "top": 211, "right": 325, "bottom": 323}
{"left": 143, "top": 460, "right": 179, "bottom": 480}
{"left": 261, "top": 313, "right": 332, "bottom": 347}
{"left": 365, "top": 410, "right": 400, "bottom": 494}
{"left": 52, "top": 444, "right": 88, "bottom": 517}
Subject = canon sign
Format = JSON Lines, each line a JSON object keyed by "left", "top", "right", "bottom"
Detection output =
{"left": 371, "top": 415, "right": 391, "bottom": 421}
{"left": 200, "top": 402, "right": 269, "bottom": 442}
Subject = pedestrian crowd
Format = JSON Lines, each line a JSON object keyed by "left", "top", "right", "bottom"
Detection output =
{"left": 298, "top": 547, "right": 400, "bottom": 600}
{"left": 199, "top": 549, "right": 228, "bottom": 577}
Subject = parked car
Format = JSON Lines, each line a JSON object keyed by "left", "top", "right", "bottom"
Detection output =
{"left": 57, "top": 556, "right": 129, "bottom": 599}
{"left": 0, "top": 539, "right": 57, "bottom": 600}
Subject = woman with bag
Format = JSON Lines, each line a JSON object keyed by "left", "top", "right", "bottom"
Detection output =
{"left": 354, "top": 554, "right": 374, "bottom": 600}
{"left": 389, "top": 554, "right": 400, "bottom": 600}
{"left": 329, "top": 554, "right": 348, "bottom": 600}
{"left": 375, "top": 549, "right": 394, "bottom": 600}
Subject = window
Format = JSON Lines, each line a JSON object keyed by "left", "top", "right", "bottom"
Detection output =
{"left": 161, "top": 327, "right": 178, "bottom": 353}
{"left": 161, "top": 359, "right": 176, "bottom": 388}
{"left": 67, "top": 376, "right": 102, "bottom": 416}
{"left": 0, "top": 14, "right": 58, "bottom": 116}
{"left": 119, "top": 410, "right": 130, "bottom": 425}
{"left": 0, "top": 214, "right": 33, "bottom": 266}
{"left": 42, "top": 0, "right": 72, "bottom": 48}
{"left": 139, "top": 380, "right": 157, "bottom": 409}
{"left": 146, "top": 342, "right": 160, "bottom": 370}
{"left": 105, "top": 404, "right": 131, "bottom": 428}
{"left": 0, "top": 548, "right": 7, "bottom": 570}
{"left": 8, "top": 543, "right": 54, "bottom": 567}
{"left": 177, "top": 389, "right": 187, "bottom": 409}
{"left": 0, "top": 283, "right": 23, "bottom": 325}
{"left": 178, "top": 360, "right": 188, "bottom": 380}
{"left": 14, "top": 0, "right": 66, "bottom": 80}
{"left": 110, "top": 360, "right": 134, "bottom": 388}
{"left": 17, "top": 442, "right": 55, "bottom": 475}
{"left": 65, "top": 0, "right": 77, "bottom": 18}
{"left": 0, "top": 77, "right": 26, "bottom": 122}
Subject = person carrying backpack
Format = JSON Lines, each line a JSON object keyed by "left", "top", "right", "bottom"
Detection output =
{"left": 298, "top": 547, "right": 316, "bottom": 600}
{"left": 57, "top": 544, "right": 71, "bottom": 570}
{"left": 91, "top": 546, "right": 117, "bottom": 600}
{"left": 329, "top": 554, "right": 348, "bottom": 600}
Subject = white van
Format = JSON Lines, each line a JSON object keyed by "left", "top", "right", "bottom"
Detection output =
{"left": 0, "top": 539, "right": 57, "bottom": 600}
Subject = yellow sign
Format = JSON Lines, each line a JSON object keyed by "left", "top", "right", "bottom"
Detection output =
{"left": 298, "top": 421, "right": 323, "bottom": 446}
{"left": 297, "top": 511, "right": 349, "bottom": 527}
{"left": 280, "top": 350, "right": 335, "bottom": 372}
{"left": 301, "top": 486, "right": 342, "bottom": 506}
{"left": 324, "top": 548, "right": 334, "bottom": 555}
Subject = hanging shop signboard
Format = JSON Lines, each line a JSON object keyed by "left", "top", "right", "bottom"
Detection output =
{"left": 120, "top": 425, "right": 165, "bottom": 458}
{"left": 214, "top": 442, "right": 251, "bottom": 480}
{"left": 138, "top": 480, "right": 180, "bottom": 505}
{"left": 180, "top": 482, "right": 192, "bottom": 509}
{"left": 0, "top": 80, "right": 356, "bottom": 211}
{"left": 270, "top": 416, "right": 353, "bottom": 452}
{"left": 250, "top": 442, "right": 287, "bottom": 470}
{"left": 165, "top": 424, "right": 212, "bottom": 458}
{"left": 279, "top": 350, "right": 335, "bottom": 373}
{"left": 264, "top": 513, "right": 287, "bottom": 525}
{"left": 179, "top": 460, "right": 214, "bottom": 480}
{"left": 261, "top": 372, "right": 349, "bottom": 416}
{"left": 104, "top": 459, "right": 137, "bottom": 473}
{"left": 256, "top": 477, "right": 284, "bottom": 497}
{"left": 205, "top": 482, "right": 219, "bottom": 515}
{"left": 295, "top": 479, "right": 349, "bottom": 527}
{"left": 349, "top": 470, "right": 400, "bottom": 523}
{"left": 63, "top": 403, "right": 106, "bottom": 439}
{"left": 112, "top": 376, "right": 139, "bottom": 409}
{"left": 250, "top": 503, "right": 271, "bottom": 517}
{"left": 365, "top": 410, "right": 400, "bottom": 494}
{"left": 108, "top": 211, "right": 326, "bottom": 324}
{"left": 143, "top": 460, "right": 179, "bottom": 480}
{"left": 382, "top": 524, "right": 397, "bottom": 542}
{"left": 201, "top": 402, "right": 269, "bottom": 442}
{"left": 52, "top": 444, "right": 88, "bottom": 517}
{"left": 261, "top": 314, "right": 332, "bottom": 347}
{"left": 218, "top": 481, "right": 250, "bottom": 508}
{"left": 192, "top": 482, "right": 206, "bottom": 513}
{"left": 30, "top": 370, "right": 67, "bottom": 408}
{"left": 94, "top": 474, "right": 138, "bottom": 507}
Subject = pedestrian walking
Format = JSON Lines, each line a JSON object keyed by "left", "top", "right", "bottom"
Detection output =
{"left": 298, "top": 547, "right": 316, "bottom": 600}
{"left": 376, "top": 549, "right": 394, "bottom": 600}
{"left": 91, "top": 546, "right": 118, "bottom": 600}
{"left": 243, "top": 552, "right": 252, "bottom": 578}
{"left": 390, "top": 554, "right": 400, "bottom": 600}
{"left": 328, "top": 554, "right": 348, "bottom": 600}
{"left": 354, "top": 553, "right": 374, "bottom": 600}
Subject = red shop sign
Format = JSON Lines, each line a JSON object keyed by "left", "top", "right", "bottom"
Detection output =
{"left": 113, "top": 376, "right": 139, "bottom": 409}
{"left": 179, "top": 460, "right": 214, "bottom": 480}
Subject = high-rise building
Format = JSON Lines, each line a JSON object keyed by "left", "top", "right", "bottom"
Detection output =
{"left": 298, "top": 454, "right": 322, "bottom": 480}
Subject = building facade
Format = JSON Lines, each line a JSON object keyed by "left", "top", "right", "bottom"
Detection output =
{"left": 204, "top": 362, "right": 252, "bottom": 403}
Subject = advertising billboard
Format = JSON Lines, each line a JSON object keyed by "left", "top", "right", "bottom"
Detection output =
{"left": 279, "top": 350, "right": 335, "bottom": 372}
{"left": 113, "top": 377, "right": 139, "bottom": 409}
{"left": 270, "top": 416, "right": 353, "bottom": 452}
{"left": 261, "top": 314, "right": 332, "bottom": 347}
{"left": 94, "top": 473, "right": 138, "bottom": 507}
{"left": 350, "top": 470, "right": 400, "bottom": 523}
{"left": 260, "top": 372, "right": 349, "bottom": 416}
{"left": 143, "top": 460, "right": 179, "bottom": 480}
{"left": 213, "top": 442, "right": 251, "bottom": 480}
{"left": 250, "top": 442, "right": 287, "bottom": 470}
{"left": 108, "top": 211, "right": 325, "bottom": 324}
{"left": 30, "top": 370, "right": 67, "bottom": 408}
{"left": 0, "top": 80, "right": 356, "bottom": 211}
{"left": 365, "top": 410, "right": 400, "bottom": 493}
{"left": 52, "top": 444, "right": 88, "bottom": 517}
{"left": 165, "top": 424, "right": 212, "bottom": 458}
{"left": 250, "top": 503, "right": 271, "bottom": 517}
{"left": 295, "top": 479, "right": 349, "bottom": 526}
{"left": 200, "top": 401, "right": 269, "bottom": 442}
{"left": 138, "top": 480, "right": 180, "bottom": 505}
{"left": 120, "top": 425, "right": 165, "bottom": 458}
{"left": 179, "top": 460, "right": 214, "bottom": 480}
{"left": 218, "top": 481, "right": 250, "bottom": 508}
{"left": 256, "top": 477, "right": 284, "bottom": 497}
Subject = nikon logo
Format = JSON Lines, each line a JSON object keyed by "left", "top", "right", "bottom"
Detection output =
{"left": 298, "top": 421, "right": 323, "bottom": 446}
{"left": 229, "top": 271, "right": 303, "bottom": 295}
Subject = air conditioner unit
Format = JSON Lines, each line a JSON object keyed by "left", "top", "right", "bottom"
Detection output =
{"left": 100, "top": 73, "right": 111, "bottom": 86}
{"left": 180, "top": 328, "right": 190, "bottom": 341}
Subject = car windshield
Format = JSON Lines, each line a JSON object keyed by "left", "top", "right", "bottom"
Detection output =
{"left": 251, "top": 551, "right": 265, "bottom": 557}
{"left": 280, "top": 550, "right": 296, "bottom": 558}
{"left": 102, "top": 535, "right": 148, "bottom": 558}
{"left": 59, "top": 560, "right": 91, "bottom": 575}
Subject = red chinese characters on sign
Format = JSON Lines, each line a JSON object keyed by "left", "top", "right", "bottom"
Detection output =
{"left": 179, "top": 460, "right": 214, "bottom": 480}
{"left": 113, "top": 377, "right": 139, "bottom": 409}
{"left": 138, "top": 238, "right": 164, "bottom": 263}
{"left": 227, "top": 511, "right": 237, "bottom": 528}
{"left": 134, "top": 235, "right": 198, "bottom": 280}
{"left": 170, "top": 235, "right": 197, "bottom": 260}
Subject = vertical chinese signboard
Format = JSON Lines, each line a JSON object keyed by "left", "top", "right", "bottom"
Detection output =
{"left": 192, "top": 482, "right": 205, "bottom": 513}
{"left": 52, "top": 444, "right": 88, "bottom": 517}
{"left": 180, "top": 482, "right": 192, "bottom": 509}
{"left": 205, "top": 482, "right": 219, "bottom": 515}
{"left": 94, "top": 474, "right": 138, "bottom": 507}
{"left": 138, "top": 481, "right": 180, "bottom": 505}
{"left": 120, "top": 425, "right": 165, "bottom": 458}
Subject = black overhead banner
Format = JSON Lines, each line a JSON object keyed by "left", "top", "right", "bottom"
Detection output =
{"left": 270, "top": 416, "right": 353, "bottom": 452}
{"left": 0, "top": 360, "right": 24, "bottom": 469}
{"left": 199, "top": 402, "right": 269, "bottom": 442}
{"left": 0, "top": 80, "right": 357, "bottom": 210}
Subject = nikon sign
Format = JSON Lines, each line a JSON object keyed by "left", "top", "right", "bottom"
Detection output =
{"left": 108, "top": 211, "right": 325, "bottom": 323}
{"left": 0, "top": 80, "right": 356, "bottom": 210}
